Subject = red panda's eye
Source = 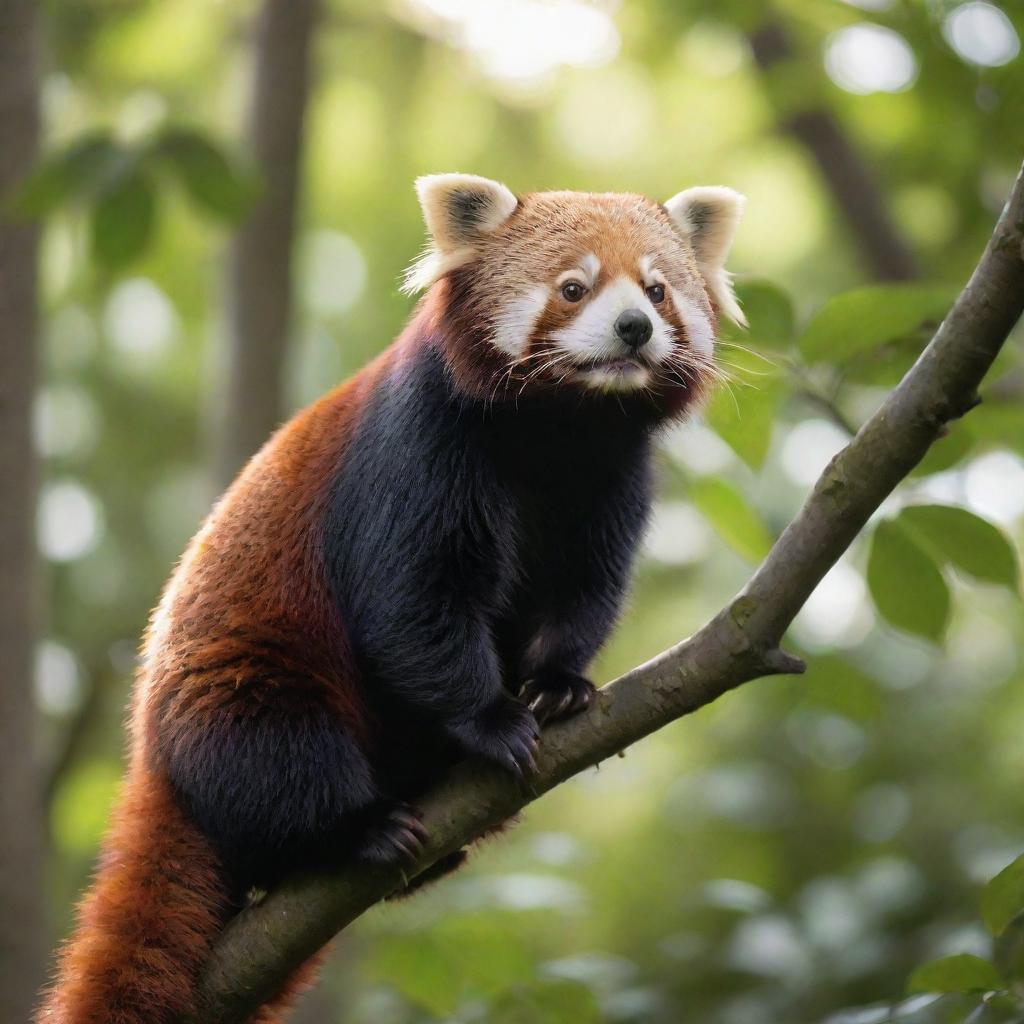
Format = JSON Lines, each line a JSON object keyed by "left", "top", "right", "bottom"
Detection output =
{"left": 646, "top": 284, "right": 666, "bottom": 304}
{"left": 560, "top": 281, "right": 586, "bottom": 303}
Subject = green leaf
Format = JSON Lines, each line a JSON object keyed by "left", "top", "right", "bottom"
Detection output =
{"left": 704, "top": 346, "right": 785, "bottom": 469}
{"left": 433, "top": 916, "right": 533, "bottom": 997}
{"left": 370, "top": 933, "right": 460, "bottom": 1016}
{"left": 968, "top": 400, "right": 1024, "bottom": 455}
{"left": 907, "top": 953, "right": 1004, "bottom": 994}
{"left": 154, "top": 128, "right": 258, "bottom": 222}
{"left": 491, "top": 980, "right": 602, "bottom": 1024}
{"left": 8, "top": 133, "right": 123, "bottom": 216}
{"left": 51, "top": 759, "right": 122, "bottom": 855}
{"left": 798, "top": 654, "right": 883, "bottom": 721}
{"left": 910, "top": 426, "right": 975, "bottom": 478}
{"left": 867, "top": 519, "right": 950, "bottom": 642}
{"left": 690, "top": 478, "right": 772, "bottom": 563}
{"left": 720, "top": 280, "right": 794, "bottom": 351}
{"left": 799, "top": 284, "right": 954, "bottom": 364}
{"left": 898, "top": 505, "right": 1020, "bottom": 593}
{"left": 982, "top": 854, "right": 1024, "bottom": 936}
{"left": 369, "top": 916, "right": 533, "bottom": 1016}
{"left": 90, "top": 165, "right": 157, "bottom": 269}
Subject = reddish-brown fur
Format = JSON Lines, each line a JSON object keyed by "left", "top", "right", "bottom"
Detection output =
{"left": 36, "top": 760, "right": 226, "bottom": 1023}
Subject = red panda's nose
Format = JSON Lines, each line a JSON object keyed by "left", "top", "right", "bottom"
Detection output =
{"left": 614, "top": 308, "right": 653, "bottom": 351}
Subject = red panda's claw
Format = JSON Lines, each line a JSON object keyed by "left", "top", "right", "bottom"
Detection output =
{"left": 520, "top": 671, "right": 596, "bottom": 725}
{"left": 448, "top": 699, "right": 540, "bottom": 779}
{"left": 356, "top": 802, "right": 428, "bottom": 867}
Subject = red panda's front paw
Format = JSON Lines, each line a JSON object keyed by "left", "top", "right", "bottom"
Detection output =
{"left": 448, "top": 699, "right": 540, "bottom": 779}
{"left": 355, "top": 802, "right": 429, "bottom": 867}
{"left": 519, "top": 669, "right": 596, "bottom": 725}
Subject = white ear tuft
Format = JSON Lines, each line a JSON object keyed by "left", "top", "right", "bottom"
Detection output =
{"left": 403, "top": 173, "right": 518, "bottom": 294}
{"left": 416, "top": 173, "right": 518, "bottom": 251}
{"left": 664, "top": 186, "right": 746, "bottom": 327}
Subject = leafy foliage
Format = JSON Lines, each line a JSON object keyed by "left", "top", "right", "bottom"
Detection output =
{"left": 151, "top": 128, "right": 260, "bottom": 222}
{"left": 9, "top": 126, "right": 256, "bottom": 269}
{"left": 867, "top": 518, "right": 950, "bottom": 642}
{"left": 899, "top": 505, "right": 1020, "bottom": 594}
{"left": 798, "top": 284, "right": 955, "bottom": 364}
{"left": 907, "top": 954, "right": 1004, "bottom": 996}
{"left": 982, "top": 854, "right": 1024, "bottom": 938}
{"left": 690, "top": 477, "right": 773, "bottom": 563}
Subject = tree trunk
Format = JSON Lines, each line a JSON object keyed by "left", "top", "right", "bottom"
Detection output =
{"left": 0, "top": 0, "right": 45, "bottom": 1019}
{"left": 213, "top": 0, "right": 320, "bottom": 491}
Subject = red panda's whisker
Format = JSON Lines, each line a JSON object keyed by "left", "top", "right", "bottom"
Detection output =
{"left": 714, "top": 340, "right": 782, "bottom": 369}
{"left": 516, "top": 353, "right": 575, "bottom": 396}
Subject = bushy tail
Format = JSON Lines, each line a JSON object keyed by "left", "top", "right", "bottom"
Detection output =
{"left": 36, "top": 763, "right": 229, "bottom": 1024}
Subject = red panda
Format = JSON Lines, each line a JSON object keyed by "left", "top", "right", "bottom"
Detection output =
{"left": 36, "top": 174, "right": 745, "bottom": 1024}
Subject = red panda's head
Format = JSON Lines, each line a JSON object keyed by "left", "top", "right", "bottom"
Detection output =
{"left": 404, "top": 174, "right": 745, "bottom": 415}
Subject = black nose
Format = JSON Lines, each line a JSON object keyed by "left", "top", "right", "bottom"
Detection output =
{"left": 614, "top": 308, "right": 653, "bottom": 351}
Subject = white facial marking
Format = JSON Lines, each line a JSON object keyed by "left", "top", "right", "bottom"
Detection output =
{"left": 575, "top": 363, "right": 653, "bottom": 392}
{"left": 671, "top": 288, "right": 714, "bottom": 358}
{"left": 548, "top": 275, "right": 676, "bottom": 390}
{"left": 639, "top": 254, "right": 668, "bottom": 289}
{"left": 491, "top": 284, "right": 550, "bottom": 358}
{"left": 556, "top": 252, "right": 601, "bottom": 290}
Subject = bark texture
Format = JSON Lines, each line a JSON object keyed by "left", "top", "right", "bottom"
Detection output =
{"left": 214, "top": 0, "right": 320, "bottom": 490}
{"left": 0, "top": 1, "right": 45, "bottom": 1019}
{"left": 186, "top": 163, "right": 1024, "bottom": 1024}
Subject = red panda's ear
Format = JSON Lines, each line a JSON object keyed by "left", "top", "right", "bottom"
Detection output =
{"left": 403, "top": 174, "right": 518, "bottom": 294}
{"left": 664, "top": 186, "right": 746, "bottom": 327}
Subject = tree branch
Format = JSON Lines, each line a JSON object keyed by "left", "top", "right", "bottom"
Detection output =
{"left": 748, "top": 20, "right": 920, "bottom": 283}
{"left": 190, "top": 162, "right": 1024, "bottom": 1024}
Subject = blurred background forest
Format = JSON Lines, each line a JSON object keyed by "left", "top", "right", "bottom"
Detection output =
{"left": 2, "top": 0, "right": 1024, "bottom": 1021}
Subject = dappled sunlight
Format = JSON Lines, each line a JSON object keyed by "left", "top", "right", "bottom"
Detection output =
{"left": 398, "top": 0, "right": 620, "bottom": 88}
{"left": 964, "top": 450, "right": 1024, "bottom": 523}
{"left": 793, "top": 560, "right": 875, "bottom": 650}
{"left": 34, "top": 640, "right": 84, "bottom": 717}
{"left": 103, "top": 278, "right": 179, "bottom": 372}
{"left": 34, "top": 385, "right": 100, "bottom": 460}
{"left": 644, "top": 500, "right": 713, "bottom": 566}
{"left": 850, "top": 784, "right": 911, "bottom": 844}
{"left": 944, "top": 1, "right": 1021, "bottom": 68}
{"left": 299, "top": 230, "right": 367, "bottom": 316}
{"left": 779, "top": 417, "right": 850, "bottom": 488}
{"left": 553, "top": 64, "right": 656, "bottom": 165}
{"left": 825, "top": 23, "right": 918, "bottom": 95}
{"left": 37, "top": 479, "right": 103, "bottom": 563}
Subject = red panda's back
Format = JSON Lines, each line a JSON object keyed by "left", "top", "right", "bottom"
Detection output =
{"left": 135, "top": 343, "right": 405, "bottom": 758}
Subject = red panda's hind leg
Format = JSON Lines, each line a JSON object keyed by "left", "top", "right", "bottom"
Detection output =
{"left": 160, "top": 699, "right": 424, "bottom": 871}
